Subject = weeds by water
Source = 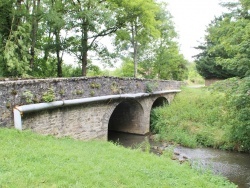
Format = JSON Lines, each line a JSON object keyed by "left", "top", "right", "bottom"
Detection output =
{"left": 0, "top": 128, "right": 236, "bottom": 187}
{"left": 151, "top": 87, "right": 233, "bottom": 149}
{"left": 133, "top": 137, "right": 151, "bottom": 153}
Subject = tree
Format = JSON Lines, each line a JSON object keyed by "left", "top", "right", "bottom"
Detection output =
{"left": 30, "top": 0, "right": 41, "bottom": 70}
{"left": 0, "top": 0, "right": 44, "bottom": 77}
{"left": 67, "top": 0, "right": 124, "bottom": 76}
{"left": 112, "top": 58, "right": 134, "bottom": 77}
{"left": 1, "top": 0, "right": 32, "bottom": 77}
{"left": 0, "top": 0, "right": 186, "bottom": 79}
{"left": 43, "top": 0, "right": 69, "bottom": 77}
{"left": 228, "top": 77, "right": 250, "bottom": 151}
{"left": 195, "top": 0, "right": 250, "bottom": 79}
{"left": 0, "top": 0, "right": 13, "bottom": 41}
{"left": 114, "top": 0, "right": 160, "bottom": 78}
{"left": 139, "top": 3, "right": 188, "bottom": 80}
{"left": 0, "top": 0, "right": 14, "bottom": 76}
{"left": 153, "top": 43, "right": 188, "bottom": 80}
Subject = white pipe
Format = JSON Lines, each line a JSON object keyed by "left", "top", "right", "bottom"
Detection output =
{"left": 63, "top": 95, "right": 121, "bottom": 106}
{"left": 13, "top": 108, "right": 22, "bottom": 130}
{"left": 151, "top": 89, "right": 181, "bottom": 95}
{"left": 15, "top": 101, "right": 64, "bottom": 113}
{"left": 13, "top": 90, "right": 181, "bottom": 130}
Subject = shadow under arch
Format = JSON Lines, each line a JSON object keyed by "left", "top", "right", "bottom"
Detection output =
{"left": 152, "top": 97, "right": 169, "bottom": 109}
{"left": 108, "top": 99, "right": 144, "bottom": 139}
{"left": 150, "top": 97, "right": 169, "bottom": 132}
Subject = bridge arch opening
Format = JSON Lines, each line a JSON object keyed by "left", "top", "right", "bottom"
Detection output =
{"left": 108, "top": 99, "right": 144, "bottom": 140}
{"left": 152, "top": 97, "right": 169, "bottom": 108}
{"left": 150, "top": 97, "right": 169, "bottom": 133}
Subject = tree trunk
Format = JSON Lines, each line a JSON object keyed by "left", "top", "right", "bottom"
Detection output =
{"left": 81, "top": 21, "right": 88, "bottom": 76}
{"left": 13, "top": 0, "right": 22, "bottom": 31}
{"left": 131, "top": 22, "right": 138, "bottom": 78}
{"left": 55, "top": 30, "right": 62, "bottom": 77}
{"left": 30, "top": 0, "right": 40, "bottom": 70}
{"left": 82, "top": 50, "right": 87, "bottom": 76}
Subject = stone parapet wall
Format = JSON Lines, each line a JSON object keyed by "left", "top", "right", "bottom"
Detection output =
{"left": 0, "top": 76, "right": 181, "bottom": 127}
{"left": 22, "top": 101, "right": 111, "bottom": 140}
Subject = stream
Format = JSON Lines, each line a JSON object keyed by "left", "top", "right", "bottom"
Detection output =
{"left": 108, "top": 131, "right": 250, "bottom": 188}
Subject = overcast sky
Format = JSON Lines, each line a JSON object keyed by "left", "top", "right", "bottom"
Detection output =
{"left": 166, "top": 0, "right": 226, "bottom": 61}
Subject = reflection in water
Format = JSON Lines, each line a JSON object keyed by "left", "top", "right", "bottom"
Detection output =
{"left": 108, "top": 131, "right": 250, "bottom": 188}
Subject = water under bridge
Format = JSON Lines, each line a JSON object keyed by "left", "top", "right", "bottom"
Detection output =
{"left": 0, "top": 77, "right": 181, "bottom": 140}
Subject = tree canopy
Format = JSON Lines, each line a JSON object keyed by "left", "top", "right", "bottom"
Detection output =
{"left": 0, "top": 0, "right": 187, "bottom": 80}
{"left": 113, "top": 2, "right": 188, "bottom": 80}
{"left": 195, "top": 0, "right": 250, "bottom": 151}
{"left": 195, "top": 0, "right": 250, "bottom": 79}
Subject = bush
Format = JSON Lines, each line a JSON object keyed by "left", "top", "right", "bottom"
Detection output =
{"left": 151, "top": 88, "right": 231, "bottom": 149}
{"left": 226, "top": 77, "right": 250, "bottom": 151}
{"left": 42, "top": 88, "right": 55, "bottom": 102}
{"left": 151, "top": 78, "right": 250, "bottom": 152}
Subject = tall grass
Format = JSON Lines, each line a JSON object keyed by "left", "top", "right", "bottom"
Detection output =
{"left": 0, "top": 128, "right": 235, "bottom": 187}
{"left": 151, "top": 87, "right": 233, "bottom": 149}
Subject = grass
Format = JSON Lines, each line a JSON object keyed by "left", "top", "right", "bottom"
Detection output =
{"left": 0, "top": 128, "right": 236, "bottom": 188}
{"left": 151, "top": 87, "right": 233, "bottom": 149}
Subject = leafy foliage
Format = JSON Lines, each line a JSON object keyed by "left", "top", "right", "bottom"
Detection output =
{"left": 42, "top": 88, "right": 55, "bottom": 102}
{"left": 196, "top": 0, "right": 250, "bottom": 151}
{"left": 114, "top": 0, "right": 161, "bottom": 77}
{"left": 150, "top": 3, "right": 188, "bottom": 80}
{"left": 226, "top": 77, "right": 250, "bottom": 151}
{"left": 187, "top": 63, "right": 204, "bottom": 85}
{"left": 0, "top": 0, "right": 186, "bottom": 79}
{"left": 211, "top": 77, "right": 250, "bottom": 151}
{"left": 3, "top": 23, "right": 31, "bottom": 77}
{"left": 113, "top": 2, "right": 188, "bottom": 80}
{"left": 195, "top": 1, "right": 250, "bottom": 79}
{"left": 152, "top": 78, "right": 250, "bottom": 152}
{"left": 151, "top": 88, "right": 231, "bottom": 149}
{"left": 22, "top": 90, "right": 34, "bottom": 104}
{"left": 111, "top": 59, "right": 134, "bottom": 77}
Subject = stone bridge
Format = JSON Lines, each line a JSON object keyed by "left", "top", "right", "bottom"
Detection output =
{"left": 0, "top": 77, "right": 181, "bottom": 140}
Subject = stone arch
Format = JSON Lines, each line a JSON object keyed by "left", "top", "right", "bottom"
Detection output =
{"left": 108, "top": 99, "right": 144, "bottom": 135}
{"left": 152, "top": 96, "right": 169, "bottom": 108}
{"left": 150, "top": 96, "right": 169, "bottom": 132}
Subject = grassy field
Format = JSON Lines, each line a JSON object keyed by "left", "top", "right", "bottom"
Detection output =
{"left": 151, "top": 87, "right": 234, "bottom": 149}
{"left": 0, "top": 128, "right": 236, "bottom": 188}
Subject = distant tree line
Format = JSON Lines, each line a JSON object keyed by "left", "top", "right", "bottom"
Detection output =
{"left": 0, "top": 0, "right": 188, "bottom": 80}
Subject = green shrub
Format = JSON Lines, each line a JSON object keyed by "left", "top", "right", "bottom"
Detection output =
{"left": 110, "top": 82, "right": 119, "bottom": 94}
{"left": 90, "top": 82, "right": 101, "bottom": 89}
{"left": 210, "top": 77, "right": 250, "bottom": 151}
{"left": 145, "top": 82, "right": 158, "bottom": 93}
{"left": 152, "top": 78, "right": 250, "bottom": 152}
{"left": 226, "top": 77, "right": 250, "bottom": 151}
{"left": 151, "top": 87, "right": 233, "bottom": 149}
{"left": 22, "top": 90, "right": 34, "bottom": 104}
{"left": 42, "top": 88, "right": 55, "bottom": 102}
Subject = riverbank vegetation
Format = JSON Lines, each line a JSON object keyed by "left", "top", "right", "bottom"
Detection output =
{"left": 151, "top": 77, "right": 250, "bottom": 152}
{"left": 0, "top": 128, "right": 236, "bottom": 187}
{"left": 173, "top": 0, "right": 250, "bottom": 152}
